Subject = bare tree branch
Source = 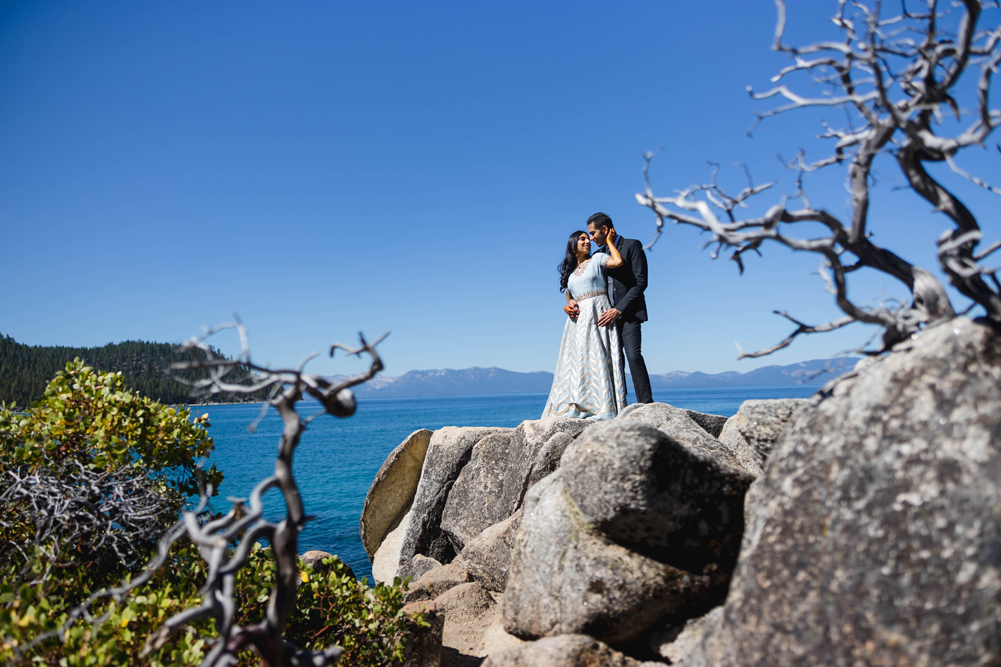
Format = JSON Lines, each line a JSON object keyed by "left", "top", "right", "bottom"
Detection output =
{"left": 639, "top": 0, "right": 1001, "bottom": 357}
{"left": 16, "top": 323, "right": 387, "bottom": 667}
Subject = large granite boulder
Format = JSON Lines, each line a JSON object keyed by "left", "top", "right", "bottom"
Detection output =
{"left": 407, "top": 581, "right": 523, "bottom": 667}
{"left": 560, "top": 420, "right": 754, "bottom": 575}
{"left": 391, "top": 427, "right": 511, "bottom": 581}
{"left": 503, "top": 472, "right": 712, "bottom": 644}
{"left": 444, "top": 584, "right": 522, "bottom": 666}
{"left": 717, "top": 399, "right": 809, "bottom": 476}
{"left": 362, "top": 429, "right": 433, "bottom": 582}
{"left": 361, "top": 429, "right": 433, "bottom": 559}
{"left": 454, "top": 510, "right": 522, "bottom": 593}
{"left": 616, "top": 402, "right": 745, "bottom": 471}
{"left": 440, "top": 418, "right": 590, "bottom": 552}
{"left": 404, "top": 562, "right": 474, "bottom": 604}
{"left": 649, "top": 608, "right": 719, "bottom": 664}
{"left": 482, "top": 634, "right": 663, "bottom": 667}
{"left": 683, "top": 409, "right": 728, "bottom": 439}
{"left": 685, "top": 317, "right": 1001, "bottom": 666}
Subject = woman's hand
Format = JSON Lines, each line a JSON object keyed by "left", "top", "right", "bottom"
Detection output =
{"left": 604, "top": 230, "right": 624, "bottom": 270}
{"left": 564, "top": 299, "right": 579, "bottom": 321}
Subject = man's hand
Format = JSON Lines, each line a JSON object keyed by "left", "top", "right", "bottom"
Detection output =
{"left": 564, "top": 301, "right": 579, "bottom": 321}
{"left": 597, "top": 308, "right": 620, "bottom": 327}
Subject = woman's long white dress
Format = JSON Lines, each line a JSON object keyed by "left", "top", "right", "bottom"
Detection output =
{"left": 542, "top": 253, "right": 627, "bottom": 421}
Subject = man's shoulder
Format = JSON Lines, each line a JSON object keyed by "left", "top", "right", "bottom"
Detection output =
{"left": 618, "top": 236, "right": 644, "bottom": 252}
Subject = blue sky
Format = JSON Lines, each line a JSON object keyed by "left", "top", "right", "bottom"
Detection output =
{"left": 2, "top": 2, "right": 998, "bottom": 377}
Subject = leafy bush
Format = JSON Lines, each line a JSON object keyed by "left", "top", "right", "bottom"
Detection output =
{"left": 0, "top": 544, "right": 414, "bottom": 667}
{"left": 0, "top": 360, "right": 221, "bottom": 590}
{"left": 0, "top": 361, "right": 418, "bottom": 666}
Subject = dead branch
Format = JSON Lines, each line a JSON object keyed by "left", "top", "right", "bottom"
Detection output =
{"left": 639, "top": 0, "right": 1000, "bottom": 356}
{"left": 15, "top": 323, "right": 386, "bottom": 667}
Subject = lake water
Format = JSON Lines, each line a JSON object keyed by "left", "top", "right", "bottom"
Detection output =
{"left": 198, "top": 386, "right": 818, "bottom": 583}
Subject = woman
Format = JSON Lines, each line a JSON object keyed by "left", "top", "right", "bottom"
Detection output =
{"left": 542, "top": 229, "right": 628, "bottom": 420}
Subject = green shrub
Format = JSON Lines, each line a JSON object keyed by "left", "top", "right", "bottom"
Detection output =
{"left": 0, "top": 544, "right": 413, "bottom": 666}
{"left": 0, "top": 361, "right": 418, "bottom": 666}
{"left": 0, "top": 358, "right": 219, "bottom": 498}
{"left": 0, "top": 360, "right": 221, "bottom": 593}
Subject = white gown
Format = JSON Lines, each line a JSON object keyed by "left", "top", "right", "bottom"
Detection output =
{"left": 542, "top": 253, "right": 627, "bottom": 421}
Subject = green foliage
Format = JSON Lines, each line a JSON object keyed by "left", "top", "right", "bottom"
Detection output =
{"left": 0, "top": 544, "right": 415, "bottom": 667}
{"left": 0, "top": 360, "right": 220, "bottom": 498}
{"left": 0, "top": 332, "right": 269, "bottom": 409}
{"left": 0, "top": 362, "right": 418, "bottom": 666}
{"left": 287, "top": 556, "right": 418, "bottom": 665}
{"left": 0, "top": 360, "right": 221, "bottom": 605}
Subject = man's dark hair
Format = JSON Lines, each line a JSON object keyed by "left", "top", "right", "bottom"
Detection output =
{"left": 586, "top": 212, "right": 613, "bottom": 230}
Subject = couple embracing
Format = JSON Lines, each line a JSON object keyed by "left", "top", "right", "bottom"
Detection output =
{"left": 542, "top": 212, "right": 652, "bottom": 421}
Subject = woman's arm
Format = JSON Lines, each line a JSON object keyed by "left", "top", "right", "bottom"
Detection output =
{"left": 604, "top": 229, "right": 624, "bottom": 270}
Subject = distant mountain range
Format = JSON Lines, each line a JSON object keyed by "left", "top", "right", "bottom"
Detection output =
{"left": 338, "top": 358, "right": 860, "bottom": 399}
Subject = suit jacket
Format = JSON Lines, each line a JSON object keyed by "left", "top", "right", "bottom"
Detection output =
{"left": 600, "top": 236, "right": 648, "bottom": 323}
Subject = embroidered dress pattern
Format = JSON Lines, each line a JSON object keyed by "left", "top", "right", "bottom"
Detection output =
{"left": 542, "top": 253, "right": 627, "bottom": 421}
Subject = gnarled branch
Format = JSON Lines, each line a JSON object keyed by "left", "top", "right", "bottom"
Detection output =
{"left": 640, "top": 0, "right": 1000, "bottom": 357}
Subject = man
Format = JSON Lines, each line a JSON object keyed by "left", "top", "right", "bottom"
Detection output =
{"left": 583, "top": 211, "right": 653, "bottom": 404}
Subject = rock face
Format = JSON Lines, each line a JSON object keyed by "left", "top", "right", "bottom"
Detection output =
{"left": 560, "top": 420, "right": 754, "bottom": 574}
{"left": 481, "top": 634, "right": 660, "bottom": 667}
{"left": 503, "top": 469, "right": 715, "bottom": 644}
{"left": 404, "top": 562, "right": 474, "bottom": 604}
{"left": 683, "top": 409, "right": 729, "bottom": 439}
{"left": 455, "top": 510, "right": 522, "bottom": 593}
{"left": 717, "top": 399, "right": 808, "bottom": 476}
{"left": 616, "top": 402, "right": 746, "bottom": 472}
{"left": 440, "top": 418, "right": 591, "bottom": 552}
{"left": 393, "top": 427, "right": 511, "bottom": 580}
{"left": 360, "top": 429, "right": 433, "bottom": 559}
{"left": 407, "top": 581, "right": 523, "bottom": 666}
{"left": 684, "top": 318, "right": 1001, "bottom": 666}
{"left": 362, "top": 429, "right": 434, "bottom": 582}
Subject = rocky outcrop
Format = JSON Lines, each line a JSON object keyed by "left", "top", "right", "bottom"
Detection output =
{"left": 454, "top": 510, "right": 521, "bottom": 593}
{"left": 560, "top": 420, "right": 753, "bottom": 575}
{"left": 440, "top": 418, "right": 591, "bottom": 552}
{"left": 680, "top": 317, "right": 1001, "bottom": 666}
{"left": 391, "top": 427, "right": 511, "bottom": 581}
{"left": 481, "top": 634, "right": 662, "bottom": 667}
{"left": 405, "top": 562, "right": 474, "bottom": 604}
{"left": 364, "top": 337, "right": 1001, "bottom": 665}
{"left": 361, "top": 429, "right": 433, "bottom": 560}
{"left": 717, "top": 399, "right": 808, "bottom": 476}
{"left": 502, "top": 471, "right": 713, "bottom": 644}
{"left": 363, "top": 406, "right": 765, "bottom": 662}
{"left": 502, "top": 420, "right": 753, "bottom": 643}
{"left": 616, "top": 403, "right": 745, "bottom": 472}
{"left": 682, "top": 409, "right": 728, "bottom": 439}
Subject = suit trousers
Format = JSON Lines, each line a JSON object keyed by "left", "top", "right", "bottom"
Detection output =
{"left": 616, "top": 319, "right": 652, "bottom": 404}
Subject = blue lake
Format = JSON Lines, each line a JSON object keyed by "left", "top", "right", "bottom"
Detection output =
{"left": 197, "top": 386, "right": 819, "bottom": 583}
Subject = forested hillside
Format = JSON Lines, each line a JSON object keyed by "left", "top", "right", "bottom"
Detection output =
{"left": 0, "top": 333, "right": 268, "bottom": 409}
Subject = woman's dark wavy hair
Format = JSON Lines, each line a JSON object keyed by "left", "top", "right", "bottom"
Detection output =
{"left": 558, "top": 230, "right": 588, "bottom": 293}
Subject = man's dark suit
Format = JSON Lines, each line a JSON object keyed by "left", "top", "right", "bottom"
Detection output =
{"left": 601, "top": 236, "right": 653, "bottom": 404}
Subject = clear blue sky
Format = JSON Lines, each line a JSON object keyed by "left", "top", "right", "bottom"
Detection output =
{"left": 2, "top": 2, "right": 997, "bottom": 377}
